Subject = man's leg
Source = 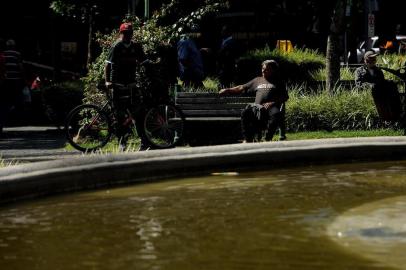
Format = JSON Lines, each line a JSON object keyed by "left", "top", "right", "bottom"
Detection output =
{"left": 135, "top": 109, "right": 150, "bottom": 151}
{"left": 112, "top": 89, "right": 131, "bottom": 150}
{"left": 265, "top": 107, "right": 282, "bottom": 142}
{"left": 278, "top": 105, "right": 287, "bottom": 140}
{"left": 241, "top": 106, "right": 256, "bottom": 142}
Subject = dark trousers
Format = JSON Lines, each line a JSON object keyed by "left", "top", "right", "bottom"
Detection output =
{"left": 371, "top": 81, "right": 401, "bottom": 122}
{"left": 0, "top": 80, "right": 24, "bottom": 129}
{"left": 278, "top": 104, "right": 286, "bottom": 138}
{"left": 112, "top": 88, "right": 148, "bottom": 146}
{"left": 241, "top": 104, "right": 284, "bottom": 142}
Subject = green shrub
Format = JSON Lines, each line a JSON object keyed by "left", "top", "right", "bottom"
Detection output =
{"left": 309, "top": 54, "right": 406, "bottom": 85}
{"left": 236, "top": 46, "right": 325, "bottom": 85}
{"left": 286, "top": 85, "right": 396, "bottom": 131}
{"left": 83, "top": 0, "right": 228, "bottom": 104}
{"left": 378, "top": 54, "right": 406, "bottom": 89}
{"left": 309, "top": 66, "right": 355, "bottom": 81}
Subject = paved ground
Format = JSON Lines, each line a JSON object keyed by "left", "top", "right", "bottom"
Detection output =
{"left": 0, "top": 126, "right": 80, "bottom": 163}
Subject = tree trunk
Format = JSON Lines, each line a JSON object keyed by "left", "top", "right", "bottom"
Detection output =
{"left": 51, "top": 13, "right": 61, "bottom": 81}
{"left": 86, "top": 8, "right": 94, "bottom": 71}
{"left": 326, "top": 34, "right": 341, "bottom": 92}
{"left": 326, "top": 0, "right": 347, "bottom": 93}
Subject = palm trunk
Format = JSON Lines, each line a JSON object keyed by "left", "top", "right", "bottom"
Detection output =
{"left": 326, "top": 0, "right": 347, "bottom": 93}
{"left": 86, "top": 9, "right": 94, "bottom": 71}
{"left": 326, "top": 34, "right": 341, "bottom": 92}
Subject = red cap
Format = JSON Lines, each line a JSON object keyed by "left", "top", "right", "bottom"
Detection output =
{"left": 119, "top": 23, "right": 133, "bottom": 33}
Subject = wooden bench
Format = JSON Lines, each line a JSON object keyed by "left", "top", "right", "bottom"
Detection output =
{"left": 175, "top": 92, "right": 255, "bottom": 145}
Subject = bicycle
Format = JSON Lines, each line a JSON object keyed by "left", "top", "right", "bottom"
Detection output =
{"left": 64, "top": 82, "right": 185, "bottom": 152}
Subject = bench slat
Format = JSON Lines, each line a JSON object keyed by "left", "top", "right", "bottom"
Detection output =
{"left": 176, "top": 92, "right": 254, "bottom": 98}
{"left": 181, "top": 109, "right": 243, "bottom": 117}
{"left": 185, "top": 117, "right": 241, "bottom": 121}
{"left": 175, "top": 92, "right": 254, "bottom": 144}
{"left": 178, "top": 103, "right": 248, "bottom": 110}
{"left": 176, "top": 92, "right": 221, "bottom": 98}
{"left": 176, "top": 97, "right": 255, "bottom": 104}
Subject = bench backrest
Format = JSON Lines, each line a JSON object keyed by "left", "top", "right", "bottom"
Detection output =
{"left": 175, "top": 92, "right": 255, "bottom": 118}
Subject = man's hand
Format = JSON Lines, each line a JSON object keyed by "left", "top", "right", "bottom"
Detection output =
{"left": 219, "top": 89, "right": 228, "bottom": 96}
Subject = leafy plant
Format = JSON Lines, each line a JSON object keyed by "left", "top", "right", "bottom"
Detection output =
{"left": 285, "top": 85, "right": 396, "bottom": 131}
{"left": 236, "top": 46, "right": 325, "bottom": 85}
{"left": 83, "top": 0, "right": 228, "bottom": 105}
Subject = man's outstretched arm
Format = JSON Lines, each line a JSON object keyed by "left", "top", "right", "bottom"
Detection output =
{"left": 219, "top": 85, "right": 244, "bottom": 96}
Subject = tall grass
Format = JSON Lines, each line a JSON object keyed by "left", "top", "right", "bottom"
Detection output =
{"left": 309, "top": 66, "right": 355, "bottom": 81}
{"left": 286, "top": 85, "right": 392, "bottom": 131}
{"left": 0, "top": 158, "right": 18, "bottom": 167}
{"left": 285, "top": 129, "right": 403, "bottom": 140}
{"left": 244, "top": 46, "right": 325, "bottom": 65}
{"left": 378, "top": 54, "right": 406, "bottom": 87}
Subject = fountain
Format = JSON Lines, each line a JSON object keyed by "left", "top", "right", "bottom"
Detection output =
{"left": 1, "top": 137, "right": 406, "bottom": 269}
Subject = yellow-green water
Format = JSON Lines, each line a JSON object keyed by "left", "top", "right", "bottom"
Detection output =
{"left": 2, "top": 160, "right": 406, "bottom": 269}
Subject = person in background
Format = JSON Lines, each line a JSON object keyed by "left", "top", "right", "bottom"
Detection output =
{"left": 355, "top": 50, "right": 385, "bottom": 88}
{"left": 219, "top": 60, "right": 289, "bottom": 143}
{"left": 0, "top": 38, "right": 6, "bottom": 134}
{"left": 355, "top": 50, "right": 401, "bottom": 123}
{"left": 0, "top": 39, "right": 4, "bottom": 81}
{"left": 217, "top": 25, "right": 240, "bottom": 88}
{"left": 177, "top": 29, "right": 205, "bottom": 89}
{"left": 1, "top": 39, "right": 27, "bottom": 128}
{"left": 104, "top": 22, "right": 149, "bottom": 151}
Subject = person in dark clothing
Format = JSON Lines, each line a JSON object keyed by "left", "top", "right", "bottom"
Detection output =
{"left": 217, "top": 25, "right": 240, "bottom": 88}
{"left": 149, "top": 41, "right": 178, "bottom": 101}
{"left": 355, "top": 50, "right": 385, "bottom": 87}
{"left": 177, "top": 33, "right": 205, "bottom": 89}
{"left": 219, "top": 60, "right": 289, "bottom": 142}
{"left": 0, "top": 39, "right": 26, "bottom": 130}
{"left": 0, "top": 38, "right": 6, "bottom": 133}
{"left": 104, "top": 22, "right": 149, "bottom": 151}
{"left": 355, "top": 50, "right": 401, "bottom": 122}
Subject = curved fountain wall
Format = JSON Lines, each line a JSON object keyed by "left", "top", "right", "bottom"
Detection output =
{"left": 1, "top": 137, "right": 406, "bottom": 205}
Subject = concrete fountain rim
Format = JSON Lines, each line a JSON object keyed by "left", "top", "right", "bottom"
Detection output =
{"left": 1, "top": 136, "right": 406, "bottom": 205}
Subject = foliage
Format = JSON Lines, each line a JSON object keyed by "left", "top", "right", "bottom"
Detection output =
{"left": 309, "top": 54, "right": 406, "bottom": 82}
{"left": 83, "top": 0, "right": 228, "bottom": 105}
{"left": 309, "top": 66, "right": 355, "bottom": 81}
{"left": 0, "top": 158, "right": 18, "bottom": 167}
{"left": 50, "top": 0, "right": 100, "bottom": 22}
{"left": 236, "top": 46, "right": 325, "bottom": 85}
{"left": 285, "top": 85, "right": 397, "bottom": 131}
{"left": 378, "top": 53, "right": 406, "bottom": 84}
{"left": 284, "top": 129, "right": 403, "bottom": 140}
{"left": 244, "top": 46, "right": 325, "bottom": 65}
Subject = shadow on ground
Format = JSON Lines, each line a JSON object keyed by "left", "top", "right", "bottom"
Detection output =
{"left": 0, "top": 129, "right": 66, "bottom": 150}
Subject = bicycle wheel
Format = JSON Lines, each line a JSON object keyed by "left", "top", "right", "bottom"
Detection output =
{"left": 143, "top": 103, "right": 185, "bottom": 149}
{"left": 65, "top": 104, "right": 112, "bottom": 152}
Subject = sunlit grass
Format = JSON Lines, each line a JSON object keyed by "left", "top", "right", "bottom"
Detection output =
{"left": 283, "top": 129, "right": 403, "bottom": 141}
{"left": 309, "top": 66, "right": 355, "bottom": 81}
{"left": 0, "top": 157, "right": 19, "bottom": 167}
{"left": 245, "top": 46, "right": 325, "bottom": 65}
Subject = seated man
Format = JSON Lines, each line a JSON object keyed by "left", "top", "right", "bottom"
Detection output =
{"left": 219, "top": 60, "right": 289, "bottom": 142}
{"left": 355, "top": 50, "right": 401, "bottom": 122}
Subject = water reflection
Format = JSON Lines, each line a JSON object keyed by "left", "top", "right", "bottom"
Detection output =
{"left": 328, "top": 195, "right": 406, "bottom": 269}
{"left": 1, "top": 161, "right": 406, "bottom": 269}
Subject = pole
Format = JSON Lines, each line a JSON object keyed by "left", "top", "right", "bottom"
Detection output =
{"left": 364, "top": 0, "right": 372, "bottom": 50}
{"left": 144, "top": 0, "right": 149, "bottom": 19}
